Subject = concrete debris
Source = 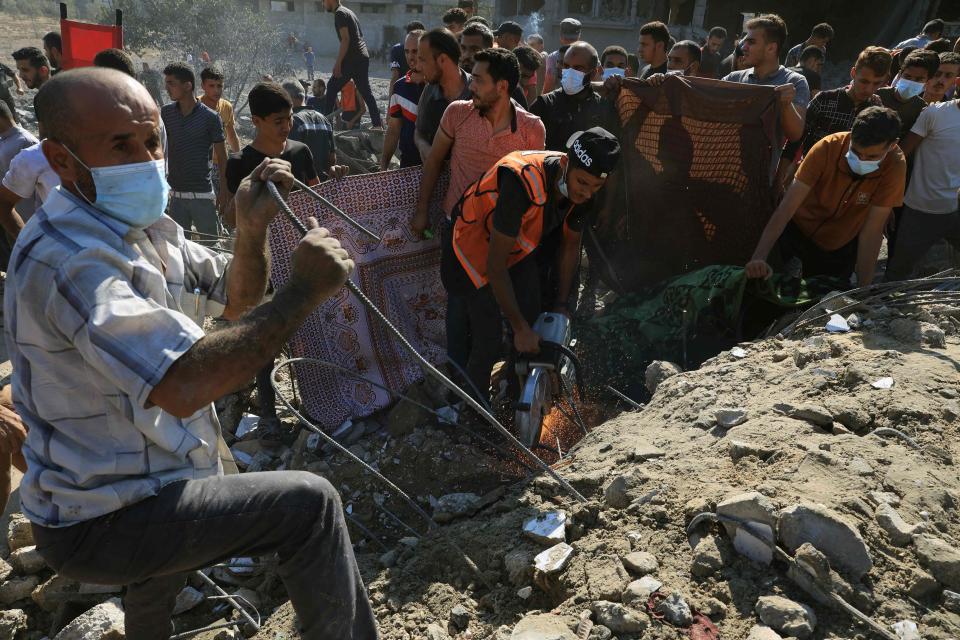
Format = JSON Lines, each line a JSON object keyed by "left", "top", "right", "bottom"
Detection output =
{"left": 645, "top": 361, "right": 682, "bottom": 394}
{"left": 731, "top": 347, "right": 748, "bottom": 358}
{"left": 622, "top": 576, "right": 662, "bottom": 606}
{"left": 871, "top": 377, "right": 895, "bottom": 389}
{"left": 8, "top": 546, "right": 45, "bottom": 575}
{"left": 449, "top": 604, "right": 471, "bottom": 631}
{"left": 523, "top": 511, "right": 568, "bottom": 546}
{"left": 825, "top": 314, "right": 849, "bottom": 332}
{"left": 424, "top": 623, "right": 450, "bottom": 640}
{"left": 32, "top": 575, "right": 79, "bottom": 611}
{"left": 891, "top": 619, "right": 921, "bottom": 640}
{"left": 943, "top": 589, "right": 960, "bottom": 614}
{"left": 603, "top": 474, "right": 646, "bottom": 509}
{"left": 534, "top": 543, "right": 574, "bottom": 575}
{"left": 6, "top": 514, "right": 33, "bottom": 552}
{"left": 504, "top": 548, "right": 535, "bottom": 586}
{"left": 433, "top": 493, "right": 481, "bottom": 523}
{"left": 691, "top": 535, "right": 728, "bottom": 577}
{"left": 0, "top": 609, "right": 28, "bottom": 640}
{"left": 655, "top": 591, "right": 693, "bottom": 626}
{"left": 590, "top": 601, "right": 649, "bottom": 634}
{"left": 173, "top": 586, "right": 205, "bottom": 616}
{"left": 913, "top": 535, "right": 960, "bottom": 589}
{"left": 778, "top": 503, "right": 873, "bottom": 579}
{"left": 0, "top": 576, "right": 40, "bottom": 605}
{"left": 621, "top": 551, "right": 658, "bottom": 576}
{"left": 379, "top": 549, "right": 397, "bottom": 568}
{"left": 53, "top": 598, "right": 126, "bottom": 640}
{"left": 754, "top": 595, "right": 817, "bottom": 639}
{"left": 848, "top": 456, "right": 874, "bottom": 476}
{"left": 0, "top": 558, "right": 11, "bottom": 583}
{"left": 908, "top": 568, "right": 939, "bottom": 599}
{"left": 875, "top": 503, "right": 925, "bottom": 546}
{"left": 629, "top": 444, "right": 665, "bottom": 461}
{"left": 745, "top": 625, "right": 784, "bottom": 640}
{"left": 517, "top": 586, "right": 533, "bottom": 600}
{"left": 728, "top": 440, "right": 776, "bottom": 461}
{"left": 717, "top": 491, "right": 778, "bottom": 565}
{"left": 510, "top": 613, "right": 578, "bottom": 640}
{"left": 779, "top": 403, "right": 833, "bottom": 427}
{"left": 714, "top": 408, "right": 748, "bottom": 428}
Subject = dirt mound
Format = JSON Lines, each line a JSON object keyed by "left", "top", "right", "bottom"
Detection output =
{"left": 255, "top": 300, "right": 960, "bottom": 639}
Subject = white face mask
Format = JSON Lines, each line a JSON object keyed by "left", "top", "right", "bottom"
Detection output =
{"left": 561, "top": 67, "right": 587, "bottom": 95}
{"left": 558, "top": 164, "right": 570, "bottom": 198}
{"left": 894, "top": 77, "right": 926, "bottom": 100}
{"left": 602, "top": 67, "right": 625, "bottom": 80}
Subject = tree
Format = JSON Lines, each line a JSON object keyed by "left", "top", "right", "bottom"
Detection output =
{"left": 100, "top": 0, "right": 293, "bottom": 108}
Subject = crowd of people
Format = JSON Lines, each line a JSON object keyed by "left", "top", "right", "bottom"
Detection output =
{"left": 0, "top": 2, "right": 956, "bottom": 638}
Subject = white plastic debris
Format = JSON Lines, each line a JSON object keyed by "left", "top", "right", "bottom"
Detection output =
{"left": 534, "top": 543, "right": 574, "bottom": 574}
{"left": 234, "top": 414, "right": 260, "bottom": 439}
{"left": 892, "top": 620, "right": 921, "bottom": 640}
{"left": 826, "top": 314, "right": 850, "bottom": 333}
{"left": 871, "top": 377, "right": 895, "bottom": 389}
{"left": 731, "top": 347, "right": 748, "bottom": 359}
{"left": 523, "top": 511, "right": 568, "bottom": 546}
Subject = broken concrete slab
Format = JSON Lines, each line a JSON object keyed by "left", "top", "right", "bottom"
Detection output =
{"left": 504, "top": 548, "right": 535, "bottom": 586}
{"left": 691, "top": 535, "right": 728, "bottom": 577}
{"left": 585, "top": 556, "right": 630, "bottom": 601}
{"left": 0, "top": 576, "right": 39, "bottom": 605}
{"left": 53, "top": 598, "right": 125, "bottom": 640}
{"left": 875, "top": 503, "right": 924, "bottom": 546}
{"left": 6, "top": 514, "right": 32, "bottom": 553}
{"left": 434, "top": 493, "right": 481, "bottom": 523}
{"left": 717, "top": 491, "right": 778, "bottom": 565}
{"left": 778, "top": 503, "right": 873, "bottom": 580}
{"left": 590, "top": 601, "right": 648, "bottom": 634}
{"left": 729, "top": 440, "right": 776, "bottom": 462}
{"left": 780, "top": 403, "right": 833, "bottom": 427}
{"left": 622, "top": 576, "right": 662, "bottom": 606}
{"left": 510, "top": 613, "right": 578, "bottom": 640}
{"left": 629, "top": 444, "right": 666, "bottom": 462}
{"left": 621, "top": 551, "right": 658, "bottom": 576}
{"left": 523, "top": 511, "right": 568, "bottom": 546}
{"left": 645, "top": 361, "right": 682, "bottom": 394}
{"left": 603, "top": 473, "right": 647, "bottom": 509}
{"left": 715, "top": 408, "right": 748, "bottom": 428}
{"left": 755, "top": 595, "right": 817, "bottom": 639}
{"left": 7, "top": 546, "right": 44, "bottom": 575}
{"left": 173, "top": 585, "right": 205, "bottom": 616}
{"left": 534, "top": 543, "right": 574, "bottom": 575}
{"left": 913, "top": 535, "right": 960, "bottom": 589}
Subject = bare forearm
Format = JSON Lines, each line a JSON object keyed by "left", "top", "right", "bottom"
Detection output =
{"left": 782, "top": 104, "right": 805, "bottom": 142}
{"left": 856, "top": 220, "right": 887, "bottom": 287}
{"left": 751, "top": 206, "right": 795, "bottom": 261}
{"left": 149, "top": 284, "right": 316, "bottom": 417}
{"left": 554, "top": 234, "right": 581, "bottom": 305}
{"left": 417, "top": 154, "right": 443, "bottom": 210}
{"left": 381, "top": 122, "right": 401, "bottom": 169}
{"left": 337, "top": 41, "right": 349, "bottom": 66}
{"left": 226, "top": 126, "right": 241, "bottom": 154}
{"left": 415, "top": 130, "right": 432, "bottom": 161}
{"left": 0, "top": 202, "right": 24, "bottom": 239}
{"left": 223, "top": 225, "right": 270, "bottom": 319}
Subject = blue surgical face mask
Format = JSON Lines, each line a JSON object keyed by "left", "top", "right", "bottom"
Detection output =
{"left": 65, "top": 146, "right": 170, "bottom": 227}
{"left": 845, "top": 147, "right": 884, "bottom": 176}
{"left": 894, "top": 77, "right": 926, "bottom": 100}
{"left": 602, "top": 67, "right": 625, "bottom": 80}
{"left": 558, "top": 165, "right": 569, "bottom": 198}
{"left": 561, "top": 67, "right": 587, "bottom": 95}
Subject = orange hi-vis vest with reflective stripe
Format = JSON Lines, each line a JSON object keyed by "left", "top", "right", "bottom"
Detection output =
{"left": 452, "top": 150, "right": 563, "bottom": 289}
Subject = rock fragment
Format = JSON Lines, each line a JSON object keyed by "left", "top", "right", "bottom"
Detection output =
{"left": 714, "top": 408, "right": 747, "bottom": 428}
{"left": 621, "top": 551, "right": 658, "bottom": 576}
{"left": 510, "top": 613, "right": 577, "bottom": 640}
{"left": 433, "top": 493, "right": 481, "bottom": 523}
{"left": 728, "top": 440, "right": 775, "bottom": 461}
{"left": 590, "top": 601, "right": 648, "bottom": 634}
{"left": 691, "top": 535, "right": 727, "bottom": 577}
{"left": 8, "top": 546, "right": 45, "bottom": 575}
{"left": 603, "top": 474, "right": 646, "bottom": 509}
{"left": 173, "top": 586, "right": 205, "bottom": 615}
{"left": 778, "top": 503, "right": 873, "bottom": 579}
{"left": 0, "top": 576, "right": 40, "bottom": 605}
{"left": 655, "top": 592, "right": 692, "bottom": 626}
{"left": 913, "top": 535, "right": 960, "bottom": 589}
{"left": 449, "top": 604, "right": 471, "bottom": 631}
{"left": 622, "top": 576, "right": 662, "bottom": 606}
{"left": 6, "top": 514, "right": 33, "bottom": 552}
{"left": 534, "top": 543, "right": 574, "bottom": 575}
{"left": 746, "top": 625, "right": 784, "bottom": 640}
{"left": 54, "top": 598, "right": 126, "bottom": 639}
{"left": 875, "top": 503, "right": 924, "bottom": 546}
{"left": 0, "top": 609, "right": 28, "bottom": 639}
{"left": 645, "top": 361, "right": 682, "bottom": 394}
{"left": 717, "top": 492, "right": 778, "bottom": 565}
{"left": 754, "top": 595, "right": 817, "bottom": 639}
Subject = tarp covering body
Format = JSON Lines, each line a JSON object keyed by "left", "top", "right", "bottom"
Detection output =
{"left": 267, "top": 167, "right": 449, "bottom": 428}
{"left": 59, "top": 19, "right": 123, "bottom": 70}
{"left": 593, "top": 75, "right": 780, "bottom": 292}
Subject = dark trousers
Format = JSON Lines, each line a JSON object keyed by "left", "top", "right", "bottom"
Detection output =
{"left": 886, "top": 205, "right": 960, "bottom": 281}
{"left": 777, "top": 221, "right": 857, "bottom": 281}
{"left": 33, "top": 472, "right": 378, "bottom": 640}
{"left": 322, "top": 57, "right": 382, "bottom": 127}
{"left": 461, "top": 257, "right": 540, "bottom": 400}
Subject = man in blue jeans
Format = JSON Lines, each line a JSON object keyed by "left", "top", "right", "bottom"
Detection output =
{"left": 321, "top": 0, "right": 383, "bottom": 128}
{"left": 12, "top": 68, "right": 377, "bottom": 640}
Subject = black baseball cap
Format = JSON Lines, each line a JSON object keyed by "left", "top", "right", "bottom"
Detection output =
{"left": 494, "top": 21, "right": 523, "bottom": 37}
{"left": 565, "top": 128, "right": 621, "bottom": 178}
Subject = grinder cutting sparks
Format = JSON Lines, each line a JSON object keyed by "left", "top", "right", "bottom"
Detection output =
{"left": 440, "top": 127, "right": 621, "bottom": 420}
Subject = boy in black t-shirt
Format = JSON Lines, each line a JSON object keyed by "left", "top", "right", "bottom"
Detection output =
{"left": 225, "top": 82, "right": 319, "bottom": 202}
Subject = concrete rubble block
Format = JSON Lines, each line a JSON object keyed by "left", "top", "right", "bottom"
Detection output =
{"left": 0, "top": 558, "right": 11, "bottom": 583}
{"left": 590, "top": 601, "right": 649, "bottom": 634}
{"left": 622, "top": 576, "right": 662, "bottom": 606}
{"left": 783, "top": 403, "right": 834, "bottom": 427}
{"left": 754, "top": 595, "right": 817, "bottom": 639}
{"left": 943, "top": 590, "right": 960, "bottom": 614}
{"left": 32, "top": 575, "right": 81, "bottom": 611}
{"left": 875, "top": 503, "right": 924, "bottom": 546}
{"left": 908, "top": 568, "right": 939, "bottom": 599}
{"left": 54, "top": 597, "right": 126, "bottom": 640}
{"left": 424, "top": 623, "right": 450, "bottom": 640}
{"left": 449, "top": 604, "right": 471, "bottom": 631}
{"left": 745, "top": 625, "right": 784, "bottom": 640}
{"left": 534, "top": 543, "right": 574, "bottom": 575}
{"left": 848, "top": 457, "right": 874, "bottom": 476}
{"left": 889, "top": 318, "right": 922, "bottom": 343}
{"left": 173, "top": 585, "right": 205, "bottom": 616}
{"left": 510, "top": 613, "right": 578, "bottom": 640}
{"left": 603, "top": 473, "right": 648, "bottom": 509}
{"left": 8, "top": 545, "right": 46, "bottom": 575}
{"left": 523, "top": 511, "right": 568, "bottom": 546}
{"left": 892, "top": 620, "right": 921, "bottom": 640}
{"left": 921, "top": 323, "right": 946, "bottom": 348}
{"left": 504, "top": 548, "right": 535, "bottom": 586}
{"left": 645, "top": 361, "right": 682, "bottom": 394}
{"left": 0, "top": 575, "right": 40, "bottom": 605}
{"left": 714, "top": 408, "right": 748, "bottom": 428}
{"left": 6, "top": 514, "right": 33, "bottom": 552}
{"left": 621, "top": 551, "right": 658, "bottom": 576}
{"left": 728, "top": 440, "right": 776, "bottom": 462}
{"left": 717, "top": 492, "right": 778, "bottom": 565}
{"left": 824, "top": 397, "right": 871, "bottom": 431}
{"left": 691, "top": 535, "right": 728, "bottom": 577}
{"left": 434, "top": 493, "right": 481, "bottom": 523}
{"left": 655, "top": 591, "right": 693, "bottom": 627}
{"left": 913, "top": 535, "right": 960, "bottom": 590}
{"left": 586, "top": 556, "right": 630, "bottom": 602}
{"left": 629, "top": 444, "right": 665, "bottom": 462}
{"left": 778, "top": 502, "right": 873, "bottom": 580}
{"left": 0, "top": 608, "right": 28, "bottom": 640}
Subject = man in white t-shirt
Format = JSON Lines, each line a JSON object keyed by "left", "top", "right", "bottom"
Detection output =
{"left": 0, "top": 142, "right": 60, "bottom": 239}
{"left": 886, "top": 98, "right": 960, "bottom": 280}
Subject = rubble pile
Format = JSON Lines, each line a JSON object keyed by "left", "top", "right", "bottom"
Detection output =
{"left": 246, "top": 299, "right": 960, "bottom": 639}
